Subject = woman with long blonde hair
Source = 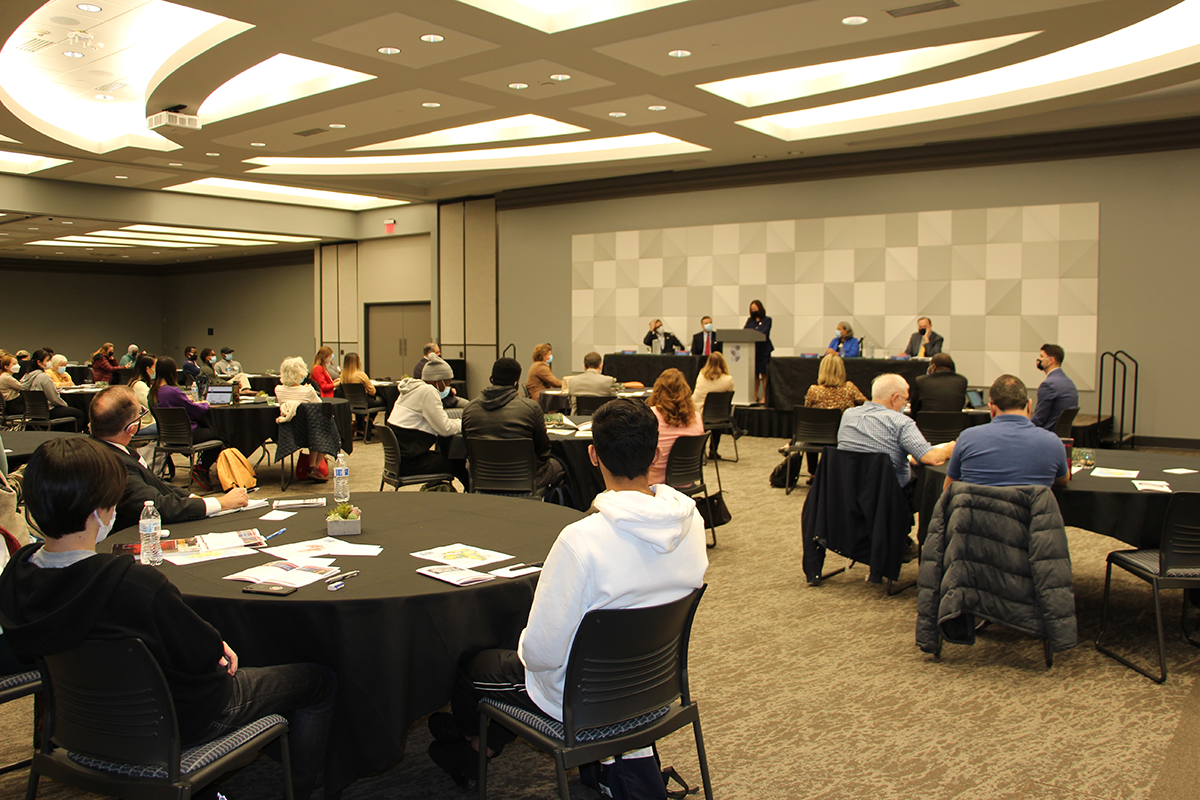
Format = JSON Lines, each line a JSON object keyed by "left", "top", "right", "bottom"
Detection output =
{"left": 340, "top": 352, "right": 386, "bottom": 435}
{"left": 647, "top": 368, "right": 704, "bottom": 485}
{"left": 799, "top": 353, "right": 866, "bottom": 483}
{"left": 692, "top": 352, "right": 735, "bottom": 459}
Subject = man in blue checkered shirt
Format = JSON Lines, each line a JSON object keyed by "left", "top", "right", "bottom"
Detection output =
{"left": 837, "top": 373, "right": 955, "bottom": 495}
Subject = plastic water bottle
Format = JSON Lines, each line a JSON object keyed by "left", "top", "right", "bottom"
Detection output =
{"left": 139, "top": 500, "right": 162, "bottom": 566}
{"left": 333, "top": 452, "right": 350, "bottom": 503}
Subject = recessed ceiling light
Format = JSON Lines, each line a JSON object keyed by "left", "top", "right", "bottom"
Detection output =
{"left": 85, "top": 247, "right": 93, "bottom": 250}
{"left": 56, "top": 251, "right": 63, "bottom": 254}
{"left": 843, "top": 15, "right": 868, "bottom": 25}
{"left": 62, "top": 220, "right": 73, "bottom": 224}
{"left": 787, "top": 150, "right": 802, "bottom": 155}
{"left": 668, "top": 49, "right": 691, "bottom": 58}
{"left": 63, "top": 51, "right": 84, "bottom": 58}
{"left": 549, "top": 73, "right": 571, "bottom": 81}
{"left": 153, "top": 251, "right": 160, "bottom": 254}
{"left": 648, "top": 105, "right": 667, "bottom": 111}
{"left": 28, "top": 227, "right": 39, "bottom": 230}
{"left": 114, "top": 174, "right": 128, "bottom": 179}
{"left": 328, "top": 123, "right": 346, "bottom": 128}
{"left": 508, "top": 82, "right": 528, "bottom": 90}
{"left": 250, "top": 142, "right": 266, "bottom": 147}
{"left": 206, "top": 152, "right": 220, "bottom": 157}
{"left": 77, "top": 4, "right": 102, "bottom": 12}
{"left": 752, "top": 154, "right": 767, "bottom": 159}
{"left": 94, "top": 93, "right": 114, "bottom": 101}
{"left": 121, "top": 255, "right": 129, "bottom": 258}
{"left": 168, "top": 161, "right": 183, "bottom": 166}
{"left": 608, "top": 111, "right": 626, "bottom": 118}
{"left": 420, "top": 34, "right": 444, "bottom": 43}
{"left": 377, "top": 46, "right": 400, "bottom": 55}
{"left": 422, "top": 102, "right": 441, "bottom": 108}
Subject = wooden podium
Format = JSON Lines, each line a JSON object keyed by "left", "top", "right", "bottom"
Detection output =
{"left": 716, "top": 328, "right": 765, "bottom": 405}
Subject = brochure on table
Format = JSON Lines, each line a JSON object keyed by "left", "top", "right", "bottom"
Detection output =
{"left": 223, "top": 559, "right": 340, "bottom": 588}
{"left": 410, "top": 543, "right": 513, "bottom": 568}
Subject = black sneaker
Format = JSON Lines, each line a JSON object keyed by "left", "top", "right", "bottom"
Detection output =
{"left": 428, "top": 712, "right": 463, "bottom": 743}
{"left": 190, "top": 466, "right": 213, "bottom": 492}
{"left": 428, "top": 740, "right": 479, "bottom": 791}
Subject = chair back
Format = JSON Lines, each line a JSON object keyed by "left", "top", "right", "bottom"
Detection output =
{"left": 791, "top": 406, "right": 841, "bottom": 446}
{"left": 21, "top": 390, "right": 51, "bottom": 422}
{"left": 573, "top": 395, "right": 613, "bottom": 416}
{"left": 701, "top": 392, "right": 733, "bottom": 426}
{"left": 466, "top": 438, "right": 537, "bottom": 494}
{"left": 1161, "top": 492, "right": 1200, "bottom": 575}
{"left": 663, "top": 433, "right": 709, "bottom": 489}
{"left": 561, "top": 586, "right": 706, "bottom": 743}
{"left": 151, "top": 406, "right": 195, "bottom": 448}
{"left": 1054, "top": 407, "right": 1079, "bottom": 439}
{"left": 913, "top": 411, "right": 968, "bottom": 445}
{"left": 40, "top": 638, "right": 181, "bottom": 779}
{"left": 376, "top": 425, "right": 402, "bottom": 487}
{"left": 341, "top": 382, "right": 369, "bottom": 414}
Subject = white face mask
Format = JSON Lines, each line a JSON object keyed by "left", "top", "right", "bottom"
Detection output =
{"left": 57, "top": 365, "right": 66, "bottom": 375}
{"left": 8, "top": 364, "right": 18, "bottom": 373}
{"left": 438, "top": 386, "right": 451, "bottom": 399}
{"left": 703, "top": 322, "right": 714, "bottom": 332}
{"left": 94, "top": 509, "right": 115, "bottom": 545}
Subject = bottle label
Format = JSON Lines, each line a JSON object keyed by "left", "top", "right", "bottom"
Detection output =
{"left": 334, "top": 468, "right": 349, "bottom": 477}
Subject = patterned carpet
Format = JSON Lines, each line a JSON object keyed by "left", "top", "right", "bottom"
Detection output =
{"left": 3, "top": 435, "right": 1200, "bottom": 799}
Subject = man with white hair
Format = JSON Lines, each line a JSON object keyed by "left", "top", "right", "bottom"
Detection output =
{"left": 837, "top": 373, "right": 954, "bottom": 493}
{"left": 118, "top": 344, "right": 139, "bottom": 368}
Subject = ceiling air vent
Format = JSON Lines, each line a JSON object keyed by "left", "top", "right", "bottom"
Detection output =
{"left": 293, "top": 128, "right": 329, "bottom": 137}
{"left": 14, "top": 35, "right": 55, "bottom": 53}
{"left": 887, "top": 0, "right": 960, "bottom": 18}
{"left": 94, "top": 79, "right": 129, "bottom": 93}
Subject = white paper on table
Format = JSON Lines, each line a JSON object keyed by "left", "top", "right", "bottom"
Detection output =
{"left": 325, "top": 540, "right": 382, "bottom": 556}
{"left": 164, "top": 547, "right": 258, "bottom": 566}
{"left": 1089, "top": 468, "right": 1140, "bottom": 479}
{"left": 1071, "top": 465, "right": 1085, "bottom": 475}
{"left": 411, "top": 542, "right": 514, "bottom": 568}
{"left": 264, "top": 537, "right": 379, "bottom": 559}
{"left": 222, "top": 559, "right": 341, "bottom": 587}
{"left": 1163, "top": 468, "right": 1199, "bottom": 475}
{"left": 1132, "top": 480, "right": 1172, "bottom": 493}
{"left": 259, "top": 509, "right": 297, "bottom": 521}
{"left": 209, "top": 499, "right": 269, "bottom": 517}
{"left": 573, "top": 431, "right": 593, "bottom": 438}
{"left": 547, "top": 429, "right": 575, "bottom": 436}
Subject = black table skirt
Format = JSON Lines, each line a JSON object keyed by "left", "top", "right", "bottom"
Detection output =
{"left": 603, "top": 354, "right": 705, "bottom": 389}
{"left": 2, "top": 431, "right": 82, "bottom": 469}
{"left": 58, "top": 388, "right": 102, "bottom": 414}
{"left": 550, "top": 432, "right": 604, "bottom": 511}
{"left": 206, "top": 398, "right": 353, "bottom": 458}
{"left": 246, "top": 375, "right": 281, "bottom": 394}
{"left": 768, "top": 357, "right": 928, "bottom": 411}
{"left": 105, "top": 493, "right": 581, "bottom": 793}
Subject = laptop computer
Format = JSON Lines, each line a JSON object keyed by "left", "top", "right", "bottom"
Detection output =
{"left": 206, "top": 384, "right": 235, "bottom": 406}
{"left": 965, "top": 389, "right": 987, "bottom": 410}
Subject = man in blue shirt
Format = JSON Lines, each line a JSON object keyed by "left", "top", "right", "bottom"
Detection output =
{"left": 1030, "top": 343, "right": 1078, "bottom": 431}
{"left": 947, "top": 374, "right": 1070, "bottom": 489}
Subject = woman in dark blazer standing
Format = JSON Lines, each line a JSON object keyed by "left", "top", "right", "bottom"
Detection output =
{"left": 744, "top": 299, "right": 773, "bottom": 404}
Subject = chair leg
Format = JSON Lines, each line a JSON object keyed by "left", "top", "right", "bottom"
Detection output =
{"left": 553, "top": 753, "right": 571, "bottom": 800}
{"left": 477, "top": 712, "right": 489, "bottom": 800}
{"left": 785, "top": 452, "right": 797, "bottom": 496}
{"left": 1043, "top": 638, "right": 1054, "bottom": 669}
{"left": 1153, "top": 579, "right": 1168, "bottom": 684}
{"left": 279, "top": 731, "right": 294, "bottom": 800}
{"left": 24, "top": 764, "right": 39, "bottom": 800}
{"left": 692, "top": 717, "right": 715, "bottom": 800}
{"left": 1096, "top": 563, "right": 1169, "bottom": 683}
{"left": 886, "top": 576, "right": 916, "bottom": 596}
{"left": 1182, "top": 591, "right": 1200, "bottom": 649}
{"left": 729, "top": 428, "right": 739, "bottom": 463}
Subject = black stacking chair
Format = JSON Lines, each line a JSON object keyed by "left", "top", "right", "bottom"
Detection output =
{"left": 785, "top": 407, "right": 842, "bottom": 495}
{"left": 0, "top": 668, "right": 41, "bottom": 775}
{"left": 664, "top": 433, "right": 718, "bottom": 548}
{"left": 572, "top": 395, "right": 613, "bottom": 416}
{"left": 466, "top": 438, "right": 544, "bottom": 499}
{"left": 701, "top": 391, "right": 738, "bottom": 462}
{"left": 1054, "top": 407, "right": 1079, "bottom": 440}
{"left": 151, "top": 407, "right": 223, "bottom": 492}
{"left": 376, "top": 426, "right": 453, "bottom": 490}
{"left": 341, "top": 382, "right": 385, "bottom": 442}
{"left": 913, "top": 411, "right": 969, "bottom": 445}
{"left": 19, "top": 391, "right": 74, "bottom": 433}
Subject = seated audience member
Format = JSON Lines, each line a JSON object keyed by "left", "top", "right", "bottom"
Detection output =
{"left": 1, "top": 354, "right": 26, "bottom": 417}
{"left": 643, "top": 319, "right": 684, "bottom": 354}
{"left": 0, "top": 437, "right": 335, "bottom": 800}
{"left": 647, "top": 368, "right": 704, "bottom": 485}
{"left": 904, "top": 317, "right": 943, "bottom": 358}
{"left": 386, "top": 355, "right": 467, "bottom": 487}
{"left": 911, "top": 352, "right": 968, "bottom": 413}
{"left": 214, "top": 347, "right": 250, "bottom": 392}
{"left": 564, "top": 351, "right": 619, "bottom": 414}
{"left": 275, "top": 356, "right": 328, "bottom": 481}
{"left": 826, "top": 321, "right": 861, "bottom": 358}
{"left": 47, "top": 354, "right": 75, "bottom": 387}
{"left": 118, "top": 344, "right": 139, "bottom": 368}
{"left": 525, "top": 343, "right": 561, "bottom": 402}
{"left": 838, "top": 373, "right": 954, "bottom": 502}
{"left": 462, "top": 358, "right": 565, "bottom": 491}
{"left": 413, "top": 342, "right": 440, "bottom": 378}
{"left": 691, "top": 316, "right": 722, "bottom": 356}
{"left": 802, "top": 353, "right": 867, "bottom": 482}
{"left": 149, "top": 357, "right": 226, "bottom": 491}
{"left": 90, "top": 386, "right": 248, "bottom": 530}
{"left": 127, "top": 354, "right": 158, "bottom": 438}
{"left": 1030, "top": 343, "right": 1079, "bottom": 432}
{"left": 428, "top": 398, "right": 708, "bottom": 790}
{"left": 945, "top": 375, "right": 1070, "bottom": 490}
{"left": 14, "top": 350, "right": 31, "bottom": 380}
{"left": 692, "top": 352, "right": 735, "bottom": 460}
{"left": 198, "top": 347, "right": 226, "bottom": 388}
{"left": 90, "top": 342, "right": 118, "bottom": 384}
{"left": 181, "top": 346, "right": 201, "bottom": 381}
{"left": 19, "top": 349, "right": 85, "bottom": 431}
{"left": 340, "top": 352, "right": 386, "bottom": 435}
{"left": 311, "top": 346, "right": 339, "bottom": 398}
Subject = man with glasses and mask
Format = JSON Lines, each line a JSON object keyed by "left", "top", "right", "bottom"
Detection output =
{"left": 89, "top": 386, "right": 248, "bottom": 531}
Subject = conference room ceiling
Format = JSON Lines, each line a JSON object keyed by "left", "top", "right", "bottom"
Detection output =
{"left": 1, "top": 0, "right": 1199, "bottom": 234}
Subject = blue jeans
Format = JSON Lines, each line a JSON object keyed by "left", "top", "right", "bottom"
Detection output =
{"left": 189, "top": 664, "right": 336, "bottom": 799}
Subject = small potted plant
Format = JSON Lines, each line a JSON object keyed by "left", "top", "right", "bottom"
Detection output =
{"left": 326, "top": 502, "right": 362, "bottom": 536}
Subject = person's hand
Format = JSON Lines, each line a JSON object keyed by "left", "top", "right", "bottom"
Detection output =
{"left": 923, "top": 329, "right": 931, "bottom": 343}
{"left": 220, "top": 488, "right": 249, "bottom": 510}
{"left": 648, "top": 321, "right": 657, "bottom": 331}
{"left": 825, "top": 347, "right": 836, "bottom": 355}
{"left": 219, "top": 641, "right": 238, "bottom": 675}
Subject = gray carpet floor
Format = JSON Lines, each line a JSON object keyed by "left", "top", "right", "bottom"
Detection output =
{"left": 3, "top": 434, "right": 1200, "bottom": 799}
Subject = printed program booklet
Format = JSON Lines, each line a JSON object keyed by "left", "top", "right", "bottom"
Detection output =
{"left": 417, "top": 564, "right": 495, "bottom": 586}
{"left": 112, "top": 528, "right": 266, "bottom": 556}
{"left": 223, "top": 560, "right": 341, "bottom": 588}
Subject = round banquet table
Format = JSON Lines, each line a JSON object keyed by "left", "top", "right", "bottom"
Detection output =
{"left": 63, "top": 365, "right": 91, "bottom": 385}
{"left": 105, "top": 492, "right": 581, "bottom": 794}
{"left": 246, "top": 374, "right": 281, "bottom": 394}
{"left": 919, "top": 449, "right": 1200, "bottom": 549}
{"left": 57, "top": 386, "right": 103, "bottom": 414}
{"left": 547, "top": 419, "right": 605, "bottom": 511}
{"left": 2, "top": 430, "right": 82, "bottom": 469}
{"left": 206, "top": 397, "right": 353, "bottom": 458}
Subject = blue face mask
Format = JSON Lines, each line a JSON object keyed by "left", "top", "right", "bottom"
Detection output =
{"left": 546, "top": 354, "right": 553, "bottom": 365}
{"left": 438, "top": 386, "right": 451, "bottom": 399}
{"left": 703, "top": 322, "right": 714, "bottom": 333}
{"left": 224, "top": 354, "right": 232, "bottom": 361}
{"left": 148, "top": 370, "right": 156, "bottom": 381}
{"left": 208, "top": 356, "right": 217, "bottom": 364}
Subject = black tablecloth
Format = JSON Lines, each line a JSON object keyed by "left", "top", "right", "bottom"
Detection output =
{"left": 246, "top": 375, "right": 281, "bottom": 394}
{"left": 768, "top": 357, "right": 928, "bottom": 410}
{"left": 58, "top": 387, "right": 102, "bottom": 414}
{"left": 207, "top": 398, "right": 353, "bottom": 458}
{"left": 603, "top": 354, "right": 705, "bottom": 389}
{"left": 106, "top": 492, "right": 580, "bottom": 793}
{"left": 548, "top": 426, "right": 603, "bottom": 510}
{"left": 64, "top": 365, "right": 91, "bottom": 384}
{"left": 2, "top": 431, "right": 81, "bottom": 468}
{"left": 919, "top": 449, "right": 1200, "bottom": 548}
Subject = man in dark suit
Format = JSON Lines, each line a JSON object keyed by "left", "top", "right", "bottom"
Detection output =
{"left": 911, "top": 353, "right": 968, "bottom": 413}
{"left": 89, "top": 386, "right": 248, "bottom": 531}
{"left": 904, "top": 317, "right": 944, "bottom": 358}
{"left": 690, "top": 316, "right": 723, "bottom": 356}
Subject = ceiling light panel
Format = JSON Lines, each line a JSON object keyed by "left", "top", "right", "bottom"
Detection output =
{"left": 738, "top": 0, "right": 1200, "bottom": 142}
{"left": 89, "top": 230, "right": 277, "bottom": 246}
{"left": 462, "top": 59, "right": 612, "bottom": 99}
{"left": 60, "top": 234, "right": 201, "bottom": 247}
{"left": 0, "top": 149, "right": 71, "bottom": 174}
{"left": 570, "top": 94, "right": 703, "bottom": 126}
{"left": 351, "top": 115, "right": 588, "bottom": 151}
{"left": 244, "top": 133, "right": 710, "bottom": 175}
{"left": 26, "top": 239, "right": 132, "bottom": 247}
{"left": 162, "top": 178, "right": 406, "bottom": 210}
{"left": 314, "top": 13, "right": 497, "bottom": 68}
{"left": 699, "top": 32, "right": 1038, "bottom": 108}
{"left": 452, "top": 0, "right": 692, "bottom": 34}
{"left": 122, "top": 224, "right": 319, "bottom": 242}
{"left": 197, "top": 54, "right": 375, "bottom": 124}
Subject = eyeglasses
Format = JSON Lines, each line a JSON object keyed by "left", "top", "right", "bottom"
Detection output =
{"left": 126, "top": 405, "right": 149, "bottom": 429}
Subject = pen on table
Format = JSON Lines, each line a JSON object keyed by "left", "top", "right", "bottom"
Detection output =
{"left": 325, "top": 570, "right": 360, "bottom": 584}
{"left": 265, "top": 528, "right": 287, "bottom": 540}
{"left": 246, "top": 487, "right": 259, "bottom": 493}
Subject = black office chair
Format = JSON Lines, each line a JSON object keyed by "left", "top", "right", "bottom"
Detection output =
{"left": 150, "top": 407, "right": 223, "bottom": 492}
{"left": 19, "top": 391, "right": 75, "bottom": 433}
{"left": 1096, "top": 492, "right": 1200, "bottom": 683}
{"left": 701, "top": 391, "right": 738, "bottom": 462}
{"left": 572, "top": 395, "right": 614, "bottom": 416}
{"left": 27, "top": 638, "right": 292, "bottom": 800}
{"left": 913, "top": 411, "right": 969, "bottom": 445}
{"left": 784, "top": 406, "right": 842, "bottom": 495}
{"left": 0, "top": 668, "right": 41, "bottom": 775}
{"left": 376, "top": 425, "right": 454, "bottom": 490}
{"left": 1054, "top": 407, "right": 1079, "bottom": 440}
{"left": 466, "top": 438, "right": 544, "bottom": 499}
{"left": 341, "top": 382, "right": 385, "bottom": 442}
{"left": 1, "top": 393, "right": 25, "bottom": 431}
{"left": 478, "top": 586, "right": 713, "bottom": 800}
{"left": 664, "top": 433, "right": 719, "bottom": 548}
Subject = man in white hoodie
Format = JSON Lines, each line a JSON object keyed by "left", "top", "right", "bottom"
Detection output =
{"left": 428, "top": 398, "right": 709, "bottom": 790}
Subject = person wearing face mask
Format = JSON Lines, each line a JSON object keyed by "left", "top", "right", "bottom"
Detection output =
{"left": 310, "top": 345, "right": 340, "bottom": 398}
{"left": 744, "top": 300, "right": 774, "bottom": 404}
{"left": 525, "top": 343, "right": 561, "bottom": 402}
{"left": 19, "top": 349, "right": 85, "bottom": 431}
{"left": 826, "top": 321, "right": 861, "bottom": 358}
{"left": 118, "top": 344, "right": 139, "bottom": 368}
{"left": 126, "top": 354, "right": 159, "bottom": 439}
{"left": 386, "top": 355, "right": 468, "bottom": 488}
{"left": 181, "top": 346, "right": 201, "bottom": 381}
{"left": 90, "top": 341, "right": 118, "bottom": 384}
{"left": 904, "top": 317, "right": 943, "bottom": 358}
{"left": 198, "top": 347, "right": 227, "bottom": 390}
{"left": 1030, "top": 343, "right": 1078, "bottom": 431}
{"left": 0, "top": 354, "right": 26, "bottom": 417}
{"left": 643, "top": 319, "right": 684, "bottom": 354}
{"left": 214, "top": 347, "right": 251, "bottom": 392}
{"left": 690, "top": 316, "right": 723, "bottom": 356}
{"left": 0, "top": 436, "right": 337, "bottom": 800}
{"left": 47, "top": 354, "right": 75, "bottom": 387}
